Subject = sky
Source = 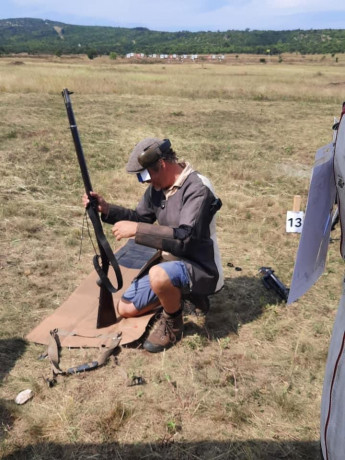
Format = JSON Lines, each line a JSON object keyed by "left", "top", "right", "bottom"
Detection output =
{"left": 1, "top": 0, "right": 345, "bottom": 32}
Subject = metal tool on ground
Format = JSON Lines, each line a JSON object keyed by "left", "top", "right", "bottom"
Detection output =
{"left": 259, "top": 267, "right": 290, "bottom": 302}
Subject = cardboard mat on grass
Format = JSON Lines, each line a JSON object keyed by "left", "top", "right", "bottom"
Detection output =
{"left": 26, "top": 240, "right": 158, "bottom": 348}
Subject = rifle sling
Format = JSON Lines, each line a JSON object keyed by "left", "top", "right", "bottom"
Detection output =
{"left": 46, "top": 329, "right": 122, "bottom": 384}
{"left": 87, "top": 205, "right": 123, "bottom": 293}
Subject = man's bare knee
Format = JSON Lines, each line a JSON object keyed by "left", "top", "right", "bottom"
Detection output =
{"left": 149, "top": 265, "right": 171, "bottom": 295}
{"left": 117, "top": 299, "right": 136, "bottom": 318}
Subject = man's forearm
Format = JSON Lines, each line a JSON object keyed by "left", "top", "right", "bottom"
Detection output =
{"left": 101, "top": 204, "right": 140, "bottom": 224}
{"left": 135, "top": 222, "right": 175, "bottom": 249}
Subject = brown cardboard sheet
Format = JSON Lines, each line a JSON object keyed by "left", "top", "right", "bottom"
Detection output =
{"left": 26, "top": 241, "right": 157, "bottom": 348}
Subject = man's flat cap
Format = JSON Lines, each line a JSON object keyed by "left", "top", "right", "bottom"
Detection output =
{"left": 126, "top": 137, "right": 165, "bottom": 173}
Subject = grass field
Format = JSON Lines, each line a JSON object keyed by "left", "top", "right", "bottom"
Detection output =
{"left": 1, "top": 53, "right": 344, "bottom": 459}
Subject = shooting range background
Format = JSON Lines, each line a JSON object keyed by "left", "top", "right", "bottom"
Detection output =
{"left": 1, "top": 53, "right": 343, "bottom": 459}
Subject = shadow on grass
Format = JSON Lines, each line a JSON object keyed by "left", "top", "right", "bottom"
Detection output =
{"left": 0, "top": 338, "right": 28, "bottom": 440}
{"left": 2, "top": 439, "right": 322, "bottom": 459}
{"left": 0, "top": 338, "right": 27, "bottom": 383}
{"left": 185, "top": 275, "right": 286, "bottom": 340}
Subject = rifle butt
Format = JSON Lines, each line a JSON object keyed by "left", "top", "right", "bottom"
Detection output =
{"left": 97, "top": 284, "right": 117, "bottom": 328}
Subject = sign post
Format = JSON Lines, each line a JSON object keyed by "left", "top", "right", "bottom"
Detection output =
{"left": 286, "top": 195, "right": 304, "bottom": 233}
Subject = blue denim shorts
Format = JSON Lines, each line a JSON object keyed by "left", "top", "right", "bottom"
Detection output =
{"left": 122, "top": 261, "right": 190, "bottom": 311}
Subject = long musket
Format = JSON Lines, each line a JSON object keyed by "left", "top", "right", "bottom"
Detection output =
{"left": 62, "top": 89, "right": 123, "bottom": 328}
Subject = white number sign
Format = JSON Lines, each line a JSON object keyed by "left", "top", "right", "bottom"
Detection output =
{"left": 286, "top": 211, "right": 304, "bottom": 233}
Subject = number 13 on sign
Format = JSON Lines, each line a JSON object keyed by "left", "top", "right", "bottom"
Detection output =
{"left": 286, "top": 211, "right": 304, "bottom": 233}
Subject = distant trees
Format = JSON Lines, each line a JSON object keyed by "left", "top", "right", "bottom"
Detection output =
{"left": 86, "top": 48, "right": 97, "bottom": 60}
{"left": 1, "top": 19, "right": 345, "bottom": 56}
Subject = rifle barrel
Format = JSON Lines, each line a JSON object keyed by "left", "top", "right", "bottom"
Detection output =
{"left": 61, "top": 88, "right": 123, "bottom": 327}
{"left": 62, "top": 89, "right": 93, "bottom": 196}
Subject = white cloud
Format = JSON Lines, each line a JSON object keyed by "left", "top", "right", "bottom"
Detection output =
{"left": 266, "top": 0, "right": 345, "bottom": 12}
{"left": 5, "top": 0, "right": 345, "bottom": 30}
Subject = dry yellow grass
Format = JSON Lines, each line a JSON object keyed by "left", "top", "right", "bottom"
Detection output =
{"left": 1, "top": 53, "right": 344, "bottom": 459}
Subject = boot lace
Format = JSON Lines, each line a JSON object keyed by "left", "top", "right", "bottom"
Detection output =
{"left": 155, "top": 314, "right": 177, "bottom": 343}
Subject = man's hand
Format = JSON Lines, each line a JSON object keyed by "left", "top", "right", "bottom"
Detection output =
{"left": 112, "top": 221, "right": 138, "bottom": 241}
{"left": 82, "top": 191, "right": 110, "bottom": 215}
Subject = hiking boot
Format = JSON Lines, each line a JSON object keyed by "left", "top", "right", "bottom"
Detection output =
{"left": 143, "top": 310, "right": 183, "bottom": 353}
{"left": 183, "top": 294, "right": 210, "bottom": 317}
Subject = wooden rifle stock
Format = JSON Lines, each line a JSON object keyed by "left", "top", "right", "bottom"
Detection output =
{"left": 62, "top": 89, "right": 123, "bottom": 328}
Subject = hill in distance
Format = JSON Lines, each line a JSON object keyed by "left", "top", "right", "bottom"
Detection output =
{"left": 1, "top": 17, "right": 345, "bottom": 56}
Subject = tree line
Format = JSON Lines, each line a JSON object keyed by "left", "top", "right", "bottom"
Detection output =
{"left": 1, "top": 18, "right": 345, "bottom": 56}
